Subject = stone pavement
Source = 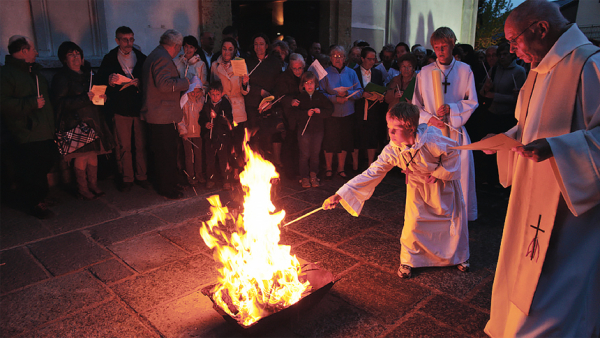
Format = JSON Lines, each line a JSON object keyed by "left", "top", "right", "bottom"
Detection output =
{"left": 0, "top": 168, "right": 508, "bottom": 337}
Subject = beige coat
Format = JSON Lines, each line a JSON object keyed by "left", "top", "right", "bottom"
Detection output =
{"left": 210, "top": 56, "right": 248, "bottom": 124}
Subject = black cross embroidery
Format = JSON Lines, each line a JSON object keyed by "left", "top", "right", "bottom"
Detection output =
{"left": 442, "top": 79, "right": 450, "bottom": 94}
{"left": 526, "top": 215, "right": 545, "bottom": 261}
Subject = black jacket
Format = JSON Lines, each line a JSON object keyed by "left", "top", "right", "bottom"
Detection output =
{"left": 199, "top": 97, "right": 234, "bottom": 146}
{"left": 293, "top": 91, "right": 333, "bottom": 134}
{"left": 95, "top": 47, "right": 147, "bottom": 117}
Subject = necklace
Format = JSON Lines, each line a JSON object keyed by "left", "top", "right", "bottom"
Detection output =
{"left": 436, "top": 60, "right": 455, "bottom": 94}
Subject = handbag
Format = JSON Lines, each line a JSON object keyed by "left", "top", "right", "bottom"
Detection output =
{"left": 56, "top": 122, "right": 97, "bottom": 155}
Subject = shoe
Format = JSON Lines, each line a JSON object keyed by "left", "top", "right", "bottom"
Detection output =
{"left": 223, "top": 182, "right": 231, "bottom": 190}
{"left": 31, "top": 202, "right": 55, "bottom": 219}
{"left": 457, "top": 260, "right": 470, "bottom": 272}
{"left": 135, "top": 180, "right": 152, "bottom": 190}
{"left": 86, "top": 165, "right": 105, "bottom": 197}
{"left": 337, "top": 171, "right": 348, "bottom": 179}
{"left": 75, "top": 168, "right": 97, "bottom": 200}
{"left": 398, "top": 264, "right": 412, "bottom": 279}
{"left": 324, "top": 170, "right": 333, "bottom": 180}
{"left": 162, "top": 190, "right": 184, "bottom": 200}
{"left": 119, "top": 182, "right": 134, "bottom": 192}
{"left": 310, "top": 172, "right": 319, "bottom": 187}
{"left": 206, "top": 180, "right": 216, "bottom": 189}
{"left": 301, "top": 177, "right": 311, "bottom": 188}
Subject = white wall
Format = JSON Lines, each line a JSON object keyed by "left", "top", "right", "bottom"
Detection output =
{"left": 576, "top": 0, "right": 600, "bottom": 27}
{"left": 351, "top": 0, "right": 387, "bottom": 52}
{"left": 0, "top": 0, "right": 36, "bottom": 62}
{"left": 103, "top": 0, "right": 200, "bottom": 54}
{"left": 403, "top": 0, "right": 468, "bottom": 48}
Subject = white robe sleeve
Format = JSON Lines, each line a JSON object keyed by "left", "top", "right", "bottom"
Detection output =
{"left": 426, "top": 133, "right": 462, "bottom": 181}
{"left": 547, "top": 57, "right": 600, "bottom": 216}
{"left": 447, "top": 69, "right": 478, "bottom": 129}
{"left": 336, "top": 145, "right": 397, "bottom": 216}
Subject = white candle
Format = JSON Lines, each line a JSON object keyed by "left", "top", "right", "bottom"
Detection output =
{"left": 431, "top": 68, "right": 449, "bottom": 137}
{"left": 89, "top": 72, "right": 93, "bottom": 91}
{"left": 36, "top": 75, "right": 40, "bottom": 97}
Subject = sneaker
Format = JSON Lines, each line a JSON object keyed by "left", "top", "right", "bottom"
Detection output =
{"left": 301, "top": 177, "right": 311, "bottom": 188}
{"left": 457, "top": 260, "right": 470, "bottom": 272}
{"left": 31, "top": 202, "right": 55, "bottom": 219}
{"left": 397, "top": 264, "right": 412, "bottom": 279}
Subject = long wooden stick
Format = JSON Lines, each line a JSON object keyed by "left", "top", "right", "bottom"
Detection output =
{"left": 283, "top": 207, "right": 323, "bottom": 227}
{"left": 425, "top": 111, "right": 463, "bottom": 136}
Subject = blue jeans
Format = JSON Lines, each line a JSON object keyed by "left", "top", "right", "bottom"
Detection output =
{"left": 297, "top": 129, "right": 323, "bottom": 178}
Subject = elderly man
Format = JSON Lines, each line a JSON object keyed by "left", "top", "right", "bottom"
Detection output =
{"left": 97, "top": 26, "right": 150, "bottom": 192}
{"left": 1, "top": 36, "right": 57, "bottom": 218}
{"left": 485, "top": 45, "right": 498, "bottom": 70}
{"left": 319, "top": 45, "right": 363, "bottom": 179}
{"left": 484, "top": 1, "right": 600, "bottom": 337}
{"left": 141, "top": 29, "right": 189, "bottom": 199}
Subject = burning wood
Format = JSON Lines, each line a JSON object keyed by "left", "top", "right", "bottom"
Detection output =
{"left": 200, "top": 132, "right": 312, "bottom": 327}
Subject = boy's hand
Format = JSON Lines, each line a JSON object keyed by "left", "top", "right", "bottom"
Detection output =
{"left": 205, "top": 122, "right": 213, "bottom": 129}
{"left": 436, "top": 104, "right": 450, "bottom": 117}
{"left": 322, "top": 194, "right": 342, "bottom": 210}
{"left": 426, "top": 175, "right": 438, "bottom": 184}
{"left": 210, "top": 110, "right": 217, "bottom": 119}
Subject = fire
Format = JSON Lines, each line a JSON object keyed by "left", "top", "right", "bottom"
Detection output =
{"left": 200, "top": 133, "right": 311, "bottom": 326}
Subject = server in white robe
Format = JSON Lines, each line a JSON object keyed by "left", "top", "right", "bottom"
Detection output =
{"left": 323, "top": 103, "right": 469, "bottom": 278}
{"left": 484, "top": 2, "right": 600, "bottom": 337}
{"left": 412, "top": 27, "right": 479, "bottom": 221}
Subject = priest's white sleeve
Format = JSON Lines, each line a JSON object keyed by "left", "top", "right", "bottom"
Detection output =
{"left": 446, "top": 69, "right": 478, "bottom": 129}
{"left": 547, "top": 57, "right": 600, "bottom": 216}
{"left": 336, "top": 145, "right": 397, "bottom": 216}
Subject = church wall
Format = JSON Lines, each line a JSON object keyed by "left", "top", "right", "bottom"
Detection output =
{"left": 0, "top": 0, "right": 36, "bottom": 62}
{"left": 351, "top": 0, "right": 387, "bottom": 52}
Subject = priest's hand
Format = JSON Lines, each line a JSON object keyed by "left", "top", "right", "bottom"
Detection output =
{"left": 514, "top": 138, "right": 553, "bottom": 162}
{"left": 481, "top": 133, "right": 497, "bottom": 154}
{"left": 323, "top": 194, "right": 342, "bottom": 210}
{"left": 436, "top": 104, "right": 450, "bottom": 117}
{"left": 427, "top": 116, "right": 445, "bottom": 129}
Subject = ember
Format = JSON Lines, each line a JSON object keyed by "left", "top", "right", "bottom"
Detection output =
{"left": 200, "top": 132, "right": 311, "bottom": 327}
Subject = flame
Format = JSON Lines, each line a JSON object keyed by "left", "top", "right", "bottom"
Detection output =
{"left": 200, "top": 131, "right": 310, "bottom": 326}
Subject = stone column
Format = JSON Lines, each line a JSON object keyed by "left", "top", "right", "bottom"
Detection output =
{"left": 319, "top": 0, "right": 352, "bottom": 51}
{"left": 199, "top": 0, "right": 232, "bottom": 47}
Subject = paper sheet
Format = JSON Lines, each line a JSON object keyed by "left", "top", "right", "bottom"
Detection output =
{"left": 91, "top": 85, "right": 107, "bottom": 105}
{"left": 113, "top": 73, "right": 132, "bottom": 85}
{"left": 231, "top": 59, "right": 248, "bottom": 77}
{"left": 450, "top": 133, "right": 522, "bottom": 151}
{"left": 307, "top": 59, "right": 328, "bottom": 80}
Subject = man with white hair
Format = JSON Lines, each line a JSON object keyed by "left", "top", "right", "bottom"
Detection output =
{"left": 141, "top": 29, "right": 189, "bottom": 199}
{"left": 484, "top": 1, "right": 600, "bottom": 336}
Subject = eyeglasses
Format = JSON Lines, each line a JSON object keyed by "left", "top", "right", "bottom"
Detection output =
{"left": 331, "top": 55, "right": 344, "bottom": 59}
{"left": 508, "top": 21, "right": 538, "bottom": 45}
{"left": 119, "top": 37, "right": 135, "bottom": 43}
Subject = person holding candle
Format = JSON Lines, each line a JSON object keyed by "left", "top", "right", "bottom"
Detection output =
{"left": 412, "top": 27, "right": 479, "bottom": 223}
{"left": 1, "top": 35, "right": 57, "bottom": 218}
{"left": 52, "top": 41, "right": 115, "bottom": 200}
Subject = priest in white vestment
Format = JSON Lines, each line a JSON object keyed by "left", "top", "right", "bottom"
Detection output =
{"left": 484, "top": 2, "right": 600, "bottom": 337}
{"left": 323, "top": 103, "right": 470, "bottom": 279}
{"left": 412, "top": 27, "right": 479, "bottom": 221}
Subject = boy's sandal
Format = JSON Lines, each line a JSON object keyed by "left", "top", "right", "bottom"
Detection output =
{"left": 457, "top": 260, "right": 470, "bottom": 272}
{"left": 325, "top": 170, "right": 333, "bottom": 180}
{"left": 398, "top": 265, "right": 412, "bottom": 279}
{"left": 337, "top": 171, "right": 348, "bottom": 178}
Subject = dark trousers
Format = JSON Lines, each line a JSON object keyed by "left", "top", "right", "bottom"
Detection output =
{"left": 298, "top": 130, "right": 323, "bottom": 178}
{"left": 148, "top": 123, "right": 181, "bottom": 195}
{"left": 205, "top": 140, "right": 230, "bottom": 182}
{"left": 14, "top": 140, "right": 57, "bottom": 208}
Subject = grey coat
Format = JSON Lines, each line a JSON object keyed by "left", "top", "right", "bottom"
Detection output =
{"left": 141, "top": 45, "right": 189, "bottom": 124}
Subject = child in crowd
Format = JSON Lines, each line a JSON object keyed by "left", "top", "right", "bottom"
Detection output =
{"left": 294, "top": 71, "right": 334, "bottom": 188}
{"left": 178, "top": 77, "right": 205, "bottom": 186}
{"left": 323, "top": 102, "right": 469, "bottom": 278}
{"left": 200, "top": 81, "right": 234, "bottom": 190}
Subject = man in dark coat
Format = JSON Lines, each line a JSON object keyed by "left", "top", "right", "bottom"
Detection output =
{"left": 0, "top": 36, "right": 57, "bottom": 218}
{"left": 96, "top": 26, "right": 150, "bottom": 192}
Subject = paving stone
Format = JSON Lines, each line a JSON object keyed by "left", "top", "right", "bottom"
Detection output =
{"left": 332, "top": 265, "right": 431, "bottom": 324}
{"left": 338, "top": 230, "right": 401, "bottom": 272}
{"left": 0, "top": 271, "right": 110, "bottom": 336}
{"left": 360, "top": 197, "right": 405, "bottom": 222}
{"left": 143, "top": 290, "right": 227, "bottom": 338}
{"left": 88, "top": 213, "right": 167, "bottom": 246}
{"left": 42, "top": 198, "right": 121, "bottom": 234}
{"left": 288, "top": 207, "right": 382, "bottom": 245}
{"left": 111, "top": 254, "right": 218, "bottom": 312}
{"left": 420, "top": 294, "right": 489, "bottom": 336}
{"left": 279, "top": 229, "right": 309, "bottom": 247}
{"left": 109, "top": 233, "right": 188, "bottom": 272}
{"left": 0, "top": 205, "right": 52, "bottom": 250}
{"left": 466, "top": 278, "right": 494, "bottom": 312}
{"left": 28, "top": 231, "right": 112, "bottom": 276}
{"left": 274, "top": 196, "right": 314, "bottom": 219}
{"left": 150, "top": 196, "right": 212, "bottom": 224}
{"left": 374, "top": 219, "right": 405, "bottom": 239}
{"left": 100, "top": 181, "right": 171, "bottom": 212}
{"left": 288, "top": 188, "right": 334, "bottom": 206}
{"left": 33, "top": 299, "right": 158, "bottom": 337}
{"left": 88, "top": 259, "right": 134, "bottom": 284}
{"left": 292, "top": 241, "right": 359, "bottom": 276}
{"left": 410, "top": 266, "right": 492, "bottom": 299}
{"left": 372, "top": 182, "right": 403, "bottom": 198}
{"left": 0, "top": 247, "right": 48, "bottom": 294}
{"left": 378, "top": 189, "right": 407, "bottom": 204}
{"left": 385, "top": 312, "right": 462, "bottom": 337}
{"left": 293, "top": 293, "right": 387, "bottom": 338}
{"left": 160, "top": 220, "right": 210, "bottom": 253}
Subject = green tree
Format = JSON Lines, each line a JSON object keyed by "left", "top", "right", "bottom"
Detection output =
{"left": 475, "top": 0, "right": 513, "bottom": 49}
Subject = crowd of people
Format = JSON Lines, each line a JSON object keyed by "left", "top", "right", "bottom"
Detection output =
{"left": 1, "top": 1, "right": 599, "bottom": 335}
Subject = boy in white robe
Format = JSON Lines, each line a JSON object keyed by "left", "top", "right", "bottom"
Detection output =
{"left": 323, "top": 102, "right": 470, "bottom": 278}
{"left": 412, "top": 27, "right": 479, "bottom": 221}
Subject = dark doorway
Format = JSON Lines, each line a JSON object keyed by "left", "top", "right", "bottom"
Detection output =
{"left": 232, "top": 0, "right": 320, "bottom": 54}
